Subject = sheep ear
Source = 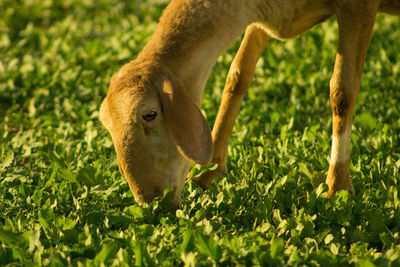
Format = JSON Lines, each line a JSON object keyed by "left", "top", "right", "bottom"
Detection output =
{"left": 160, "top": 77, "right": 213, "bottom": 164}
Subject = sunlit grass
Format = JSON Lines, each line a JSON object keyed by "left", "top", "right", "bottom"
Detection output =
{"left": 1, "top": 1, "right": 399, "bottom": 265}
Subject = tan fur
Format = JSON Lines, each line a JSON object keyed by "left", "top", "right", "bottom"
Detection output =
{"left": 326, "top": 160, "right": 354, "bottom": 198}
{"left": 100, "top": 0, "right": 400, "bottom": 204}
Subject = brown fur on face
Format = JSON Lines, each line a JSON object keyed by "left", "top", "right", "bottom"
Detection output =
{"left": 100, "top": 60, "right": 212, "bottom": 204}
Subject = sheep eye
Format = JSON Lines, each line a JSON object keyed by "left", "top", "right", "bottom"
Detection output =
{"left": 142, "top": 110, "right": 157, "bottom": 121}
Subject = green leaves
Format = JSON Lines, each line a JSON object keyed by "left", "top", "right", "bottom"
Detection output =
{"left": 270, "top": 237, "right": 285, "bottom": 261}
{"left": 1, "top": 1, "right": 400, "bottom": 266}
{"left": 195, "top": 230, "right": 221, "bottom": 261}
{"left": 355, "top": 112, "right": 378, "bottom": 130}
{"left": 0, "top": 151, "right": 14, "bottom": 171}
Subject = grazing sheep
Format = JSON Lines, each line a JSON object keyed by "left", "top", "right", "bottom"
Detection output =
{"left": 100, "top": 0, "right": 400, "bottom": 205}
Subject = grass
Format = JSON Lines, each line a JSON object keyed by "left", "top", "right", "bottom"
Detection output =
{"left": 1, "top": 0, "right": 400, "bottom": 266}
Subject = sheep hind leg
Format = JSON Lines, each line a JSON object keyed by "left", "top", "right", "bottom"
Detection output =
{"left": 326, "top": 6, "right": 378, "bottom": 198}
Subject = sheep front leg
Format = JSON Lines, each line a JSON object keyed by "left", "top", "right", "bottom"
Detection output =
{"left": 327, "top": 6, "right": 378, "bottom": 198}
{"left": 191, "top": 24, "right": 270, "bottom": 189}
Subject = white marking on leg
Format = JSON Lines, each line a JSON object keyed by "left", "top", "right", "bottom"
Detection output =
{"left": 330, "top": 126, "right": 351, "bottom": 165}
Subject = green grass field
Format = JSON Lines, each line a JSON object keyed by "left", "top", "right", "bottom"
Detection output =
{"left": 1, "top": 0, "right": 400, "bottom": 266}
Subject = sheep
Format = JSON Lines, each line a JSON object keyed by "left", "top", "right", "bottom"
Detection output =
{"left": 100, "top": 0, "right": 400, "bottom": 205}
